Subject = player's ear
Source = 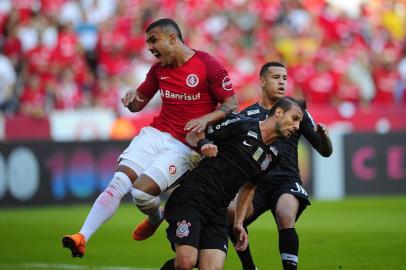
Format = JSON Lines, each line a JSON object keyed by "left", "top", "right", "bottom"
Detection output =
{"left": 275, "top": 107, "right": 283, "bottom": 118}
{"left": 169, "top": 33, "right": 177, "bottom": 44}
{"left": 259, "top": 76, "right": 265, "bottom": 88}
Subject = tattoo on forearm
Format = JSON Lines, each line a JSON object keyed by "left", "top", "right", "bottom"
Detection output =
{"left": 219, "top": 104, "right": 233, "bottom": 115}
{"left": 219, "top": 96, "right": 238, "bottom": 116}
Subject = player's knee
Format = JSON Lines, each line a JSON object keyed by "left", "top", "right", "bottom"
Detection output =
{"left": 174, "top": 255, "right": 196, "bottom": 270}
{"left": 131, "top": 188, "right": 161, "bottom": 215}
{"left": 276, "top": 210, "right": 296, "bottom": 229}
{"left": 198, "top": 256, "right": 224, "bottom": 270}
{"left": 199, "top": 264, "right": 223, "bottom": 270}
{"left": 108, "top": 172, "right": 133, "bottom": 197}
{"left": 276, "top": 194, "right": 299, "bottom": 229}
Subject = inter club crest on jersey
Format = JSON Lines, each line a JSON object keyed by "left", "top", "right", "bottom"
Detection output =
{"left": 176, "top": 220, "right": 191, "bottom": 238}
{"left": 186, "top": 74, "right": 199, "bottom": 87}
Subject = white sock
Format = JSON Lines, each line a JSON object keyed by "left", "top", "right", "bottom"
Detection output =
{"left": 79, "top": 172, "right": 132, "bottom": 241}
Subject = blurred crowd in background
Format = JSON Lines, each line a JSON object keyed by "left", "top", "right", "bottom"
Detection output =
{"left": 0, "top": 0, "right": 405, "bottom": 119}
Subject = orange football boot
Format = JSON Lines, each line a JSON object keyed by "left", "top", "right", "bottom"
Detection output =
{"left": 132, "top": 208, "right": 164, "bottom": 241}
{"left": 62, "top": 233, "right": 86, "bottom": 258}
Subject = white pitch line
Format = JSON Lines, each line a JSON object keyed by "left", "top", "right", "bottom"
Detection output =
{"left": 0, "top": 263, "right": 158, "bottom": 270}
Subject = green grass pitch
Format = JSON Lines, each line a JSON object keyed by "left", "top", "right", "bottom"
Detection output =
{"left": 0, "top": 196, "right": 405, "bottom": 270}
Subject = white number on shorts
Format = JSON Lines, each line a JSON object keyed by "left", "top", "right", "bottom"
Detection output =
{"left": 290, "top": 183, "right": 308, "bottom": 196}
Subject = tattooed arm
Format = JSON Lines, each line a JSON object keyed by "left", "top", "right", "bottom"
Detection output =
{"left": 184, "top": 95, "right": 238, "bottom": 132}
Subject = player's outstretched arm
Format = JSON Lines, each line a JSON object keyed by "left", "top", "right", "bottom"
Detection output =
{"left": 314, "top": 123, "right": 333, "bottom": 157}
{"left": 121, "top": 89, "right": 151, "bottom": 112}
{"left": 184, "top": 95, "right": 238, "bottom": 132}
{"left": 233, "top": 182, "right": 256, "bottom": 251}
{"left": 234, "top": 182, "right": 256, "bottom": 226}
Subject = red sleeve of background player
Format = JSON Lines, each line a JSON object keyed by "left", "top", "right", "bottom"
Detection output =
{"left": 199, "top": 51, "right": 235, "bottom": 102}
{"left": 137, "top": 63, "right": 160, "bottom": 99}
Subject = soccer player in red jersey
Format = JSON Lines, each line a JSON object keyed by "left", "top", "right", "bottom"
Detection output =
{"left": 62, "top": 18, "right": 238, "bottom": 258}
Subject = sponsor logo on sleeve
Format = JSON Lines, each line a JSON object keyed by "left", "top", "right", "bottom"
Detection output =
{"left": 247, "top": 109, "right": 260, "bottom": 116}
{"left": 222, "top": 76, "right": 233, "bottom": 91}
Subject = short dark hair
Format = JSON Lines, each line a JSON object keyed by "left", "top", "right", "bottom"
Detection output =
{"left": 268, "top": 96, "right": 306, "bottom": 116}
{"left": 146, "top": 18, "right": 184, "bottom": 43}
{"left": 259, "top": 61, "right": 286, "bottom": 77}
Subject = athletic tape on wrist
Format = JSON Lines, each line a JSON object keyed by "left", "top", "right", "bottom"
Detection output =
{"left": 197, "top": 138, "right": 213, "bottom": 149}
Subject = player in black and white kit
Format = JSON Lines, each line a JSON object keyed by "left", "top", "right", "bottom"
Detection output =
{"left": 228, "top": 62, "right": 333, "bottom": 270}
{"left": 162, "top": 97, "right": 305, "bottom": 270}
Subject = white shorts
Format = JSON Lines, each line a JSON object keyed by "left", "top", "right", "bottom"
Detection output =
{"left": 118, "top": 126, "right": 201, "bottom": 192}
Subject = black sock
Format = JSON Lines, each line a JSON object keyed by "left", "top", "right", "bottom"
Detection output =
{"left": 160, "top": 258, "right": 175, "bottom": 270}
{"left": 229, "top": 225, "right": 256, "bottom": 270}
{"left": 279, "top": 228, "right": 299, "bottom": 270}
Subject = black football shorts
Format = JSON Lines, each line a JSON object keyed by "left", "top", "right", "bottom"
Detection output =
{"left": 244, "top": 180, "right": 311, "bottom": 226}
{"left": 165, "top": 204, "right": 229, "bottom": 254}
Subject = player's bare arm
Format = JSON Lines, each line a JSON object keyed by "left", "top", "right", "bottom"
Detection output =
{"left": 234, "top": 182, "right": 256, "bottom": 226}
{"left": 219, "top": 95, "right": 238, "bottom": 115}
{"left": 315, "top": 123, "right": 333, "bottom": 157}
{"left": 122, "top": 89, "right": 151, "bottom": 112}
{"left": 184, "top": 95, "right": 238, "bottom": 132}
{"left": 234, "top": 182, "right": 257, "bottom": 251}
{"left": 185, "top": 131, "right": 218, "bottom": 157}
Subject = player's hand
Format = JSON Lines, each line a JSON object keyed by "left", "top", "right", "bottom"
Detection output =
{"left": 201, "top": 143, "right": 218, "bottom": 157}
{"left": 121, "top": 89, "right": 144, "bottom": 107}
{"left": 315, "top": 123, "right": 329, "bottom": 137}
{"left": 233, "top": 224, "right": 248, "bottom": 251}
{"left": 186, "top": 131, "right": 205, "bottom": 147}
{"left": 184, "top": 116, "right": 209, "bottom": 133}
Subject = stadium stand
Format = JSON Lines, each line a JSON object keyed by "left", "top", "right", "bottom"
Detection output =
{"left": 0, "top": 0, "right": 405, "bottom": 139}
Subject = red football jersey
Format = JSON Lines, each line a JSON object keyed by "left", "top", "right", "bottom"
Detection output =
{"left": 138, "top": 50, "right": 235, "bottom": 145}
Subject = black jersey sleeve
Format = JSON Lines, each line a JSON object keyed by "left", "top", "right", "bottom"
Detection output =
{"left": 239, "top": 103, "right": 268, "bottom": 121}
{"left": 300, "top": 110, "right": 323, "bottom": 150}
{"left": 205, "top": 113, "right": 246, "bottom": 144}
